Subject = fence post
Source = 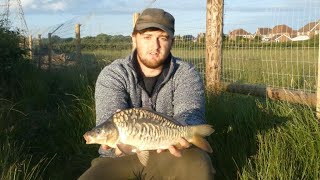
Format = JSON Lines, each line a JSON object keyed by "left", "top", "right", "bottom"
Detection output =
{"left": 28, "top": 35, "right": 33, "bottom": 60}
{"left": 37, "top": 34, "right": 42, "bottom": 69}
{"left": 75, "top": 23, "right": 81, "bottom": 61}
{"left": 317, "top": 33, "right": 320, "bottom": 119}
{"left": 205, "top": 0, "right": 224, "bottom": 93}
{"left": 48, "top": 33, "right": 52, "bottom": 71}
{"left": 132, "top": 12, "right": 140, "bottom": 50}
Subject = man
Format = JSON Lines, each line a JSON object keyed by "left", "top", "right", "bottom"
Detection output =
{"left": 79, "top": 8, "right": 215, "bottom": 180}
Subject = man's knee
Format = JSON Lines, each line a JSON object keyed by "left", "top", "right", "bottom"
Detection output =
{"left": 79, "top": 149, "right": 215, "bottom": 180}
{"left": 78, "top": 156, "right": 143, "bottom": 180}
{"left": 179, "top": 148, "right": 215, "bottom": 179}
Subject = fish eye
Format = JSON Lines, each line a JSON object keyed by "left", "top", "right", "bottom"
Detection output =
{"left": 95, "top": 128, "right": 102, "bottom": 134}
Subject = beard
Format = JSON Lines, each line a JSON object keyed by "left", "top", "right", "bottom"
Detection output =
{"left": 137, "top": 53, "right": 167, "bottom": 69}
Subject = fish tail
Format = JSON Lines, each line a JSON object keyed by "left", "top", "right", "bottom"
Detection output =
{"left": 190, "top": 125, "right": 214, "bottom": 153}
{"left": 191, "top": 124, "right": 214, "bottom": 137}
{"left": 190, "top": 135, "right": 213, "bottom": 153}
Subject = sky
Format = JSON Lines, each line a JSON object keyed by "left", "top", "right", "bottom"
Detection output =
{"left": 3, "top": 0, "right": 320, "bottom": 37}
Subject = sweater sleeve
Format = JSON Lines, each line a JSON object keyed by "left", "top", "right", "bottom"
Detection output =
{"left": 172, "top": 62, "right": 206, "bottom": 125}
{"left": 95, "top": 63, "right": 130, "bottom": 125}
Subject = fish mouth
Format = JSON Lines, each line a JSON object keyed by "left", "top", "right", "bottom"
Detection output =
{"left": 83, "top": 133, "right": 92, "bottom": 144}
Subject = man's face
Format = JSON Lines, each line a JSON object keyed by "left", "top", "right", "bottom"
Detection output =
{"left": 132, "top": 30, "right": 174, "bottom": 69}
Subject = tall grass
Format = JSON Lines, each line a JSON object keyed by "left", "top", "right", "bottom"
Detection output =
{"left": 240, "top": 102, "right": 320, "bottom": 179}
{"left": 206, "top": 92, "right": 320, "bottom": 179}
{"left": 0, "top": 98, "right": 52, "bottom": 180}
{"left": 0, "top": 60, "right": 102, "bottom": 179}
{"left": 0, "top": 137, "right": 53, "bottom": 180}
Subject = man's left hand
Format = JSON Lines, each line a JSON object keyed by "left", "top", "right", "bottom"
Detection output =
{"left": 156, "top": 137, "right": 190, "bottom": 157}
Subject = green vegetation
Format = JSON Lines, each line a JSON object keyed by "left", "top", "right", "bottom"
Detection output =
{"left": 0, "top": 59, "right": 105, "bottom": 179}
{"left": 206, "top": 93, "right": 320, "bottom": 179}
{"left": 0, "top": 24, "right": 26, "bottom": 74}
{"left": 40, "top": 33, "right": 133, "bottom": 53}
{"left": 0, "top": 59, "right": 103, "bottom": 179}
{"left": 1, "top": 25, "right": 320, "bottom": 179}
{"left": 222, "top": 48, "right": 318, "bottom": 91}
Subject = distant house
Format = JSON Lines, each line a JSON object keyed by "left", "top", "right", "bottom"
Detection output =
{"left": 254, "top": 28, "right": 272, "bottom": 41}
{"left": 297, "top": 20, "right": 320, "bottom": 37}
{"left": 228, "top": 21, "right": 319, "bottom": 43}
{"left": 196, "top": 32, "right": 205, "bottom": 42}
{"left": 291, "top": 35, "right": 310, "bottom": 41}
{"left": 228, "top": 28, "right": 253, "bottom": 40}
{"left": 271, "top": 34, "right": 292, "bottom": 42}
{"left": 270, "top": 24, "right": 296, "bottom": 37}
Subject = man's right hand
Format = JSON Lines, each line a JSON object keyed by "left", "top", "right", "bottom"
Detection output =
{"left": 100, "top": 109, "right": 124, "bottom": 156}
{"left": 101, "top": 145, "right": 123, "bottom": 156}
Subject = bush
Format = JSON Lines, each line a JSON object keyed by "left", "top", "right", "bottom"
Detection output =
{"left": 0, "top": 22, "right": 29, "bottom": 100}
{"left": 0, "top": 24, "right": 26, "bottom": 72}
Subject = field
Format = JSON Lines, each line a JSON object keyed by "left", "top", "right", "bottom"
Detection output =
{"left": 1, "top": 48, "right": 320, "bottom": 179}
{"left": 173, "top": 47, "right": 318, "bottom": 92}
{"left": 223, "top": 48, "right": 318, "bottom": 92}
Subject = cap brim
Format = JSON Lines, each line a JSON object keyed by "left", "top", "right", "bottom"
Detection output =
{"left": 135, "top": 22, "right": 174, "bottom": 37}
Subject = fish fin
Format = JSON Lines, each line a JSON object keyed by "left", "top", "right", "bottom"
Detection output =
{"left": 191, "top": 124, "right": 215, "bottom": 137}
{"left": 191, "top": 135, "right": 213, "bottom": 153}
{"left": 174, "top": 143, "right": 184, "bottom": 150}
{"left": 138, "top": 108, "right": 182, "bottom": 125}
{"left": 137, "top": 151, "right": 149, "bottom": 166}
{"left": 116, "top": 144, "right": 136, "bottom": 155}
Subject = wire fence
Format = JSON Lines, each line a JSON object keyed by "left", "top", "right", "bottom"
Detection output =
{"left": 28, "top": 17, "right": 83, "bottom": 69}
{"left": 26, "top": 9, "right": 207, "bottom": 74}
{"left": 20, "top": 0, "right": 320, "bottom": 105}
{"left": 223, "top": 0, "right": 320, "bottom": 93}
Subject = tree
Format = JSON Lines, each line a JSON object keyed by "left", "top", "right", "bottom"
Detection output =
{"left": 96, "top": 33, "right": 111, "bottom": 43}
{"left": 182, "top": 35, "right": 195, "bottom": 41}
{"left": 0, "top": 21, "right": 26, "bottom": 73}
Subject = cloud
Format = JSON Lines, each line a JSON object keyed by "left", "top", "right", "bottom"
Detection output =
{"left": 225, "top": 0, "right": 320, "bottom": 13}
{"left": 21, "top": 0, "right": 69, "bottom": 13}
{"left": 21, "top": 0, "right": 35, "bottom": 7}
{"left": 20, "top": 0, "right": 205, "bottom": 15}
{"left": 48, "top": 1, "right": 66, "bottom": 11}
{"left": 287, "top": 0, "right": 320, "bottom": 7}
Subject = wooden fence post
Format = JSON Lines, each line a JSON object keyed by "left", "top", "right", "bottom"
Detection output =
{"left": 48, "top": 33, "right": 52, "bottom": 71}
{"left": 28, "top": 35, "right": 33, "bottom": 60}
{"left": 132, "top": 12, "right": 140, "bottom": 50}
{"left": 317, "top": 31, "right": 320, "bottom": 119}
{"left": 75, "top": 23, "right": 81, "bottom": 61}
{"left": 205, "top": 0, "right": 224, "bottom": 93}
{"left": 37, "top": 34, "right": 42, "bottom": 69}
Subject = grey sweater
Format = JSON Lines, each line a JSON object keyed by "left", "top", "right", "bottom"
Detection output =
{"left": 95, "top": 51, "right": 206, "bottom": 156}
{"left": 95, "top": 51, "right": 206, "bottom": 127}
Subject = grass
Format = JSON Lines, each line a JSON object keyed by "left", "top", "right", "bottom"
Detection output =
{"left": 173, "top": 46, "right": 318, "bottom": 92}
{"left": 84, "top": 46, "right": 319, "bottom": 92}
{"left": 1, "top": 54, "right": 320, "bottom": 179}
{"left": 206, "top": 92, "right": 320, "bottom": 179}
{"left": 222, "top": 48, "right": 318, "bottom": 92}
{"left": 240, "top": 101, "right": 320, "bottom": 179}
{"left": 0, "top": 137, "right": 54, "bottom": 180}
{"left": 0, "top": 60, "right": 101, "bottom": 179}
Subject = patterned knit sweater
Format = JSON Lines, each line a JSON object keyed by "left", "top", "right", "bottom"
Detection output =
{"left": 95, "top": 51, "right": 206, "bottom": 156}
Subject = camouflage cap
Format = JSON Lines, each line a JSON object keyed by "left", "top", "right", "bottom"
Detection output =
{"left": 134, "top": 8, "right": 175, "bottom": 37}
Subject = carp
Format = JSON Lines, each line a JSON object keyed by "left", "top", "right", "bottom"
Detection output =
{"left": 83, "top": 108, "right": 214, "bottom": 166}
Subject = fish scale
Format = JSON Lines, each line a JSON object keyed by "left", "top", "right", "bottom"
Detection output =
{"left": 115, "top": 111, "right": 186, "bottom": 150}
{"left": 83, "top": 107, "right": 214, "bottom": 166}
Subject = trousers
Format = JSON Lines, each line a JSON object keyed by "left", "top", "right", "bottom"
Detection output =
{"left": 78, "top": 147, "right": 215, "bottom": 180}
